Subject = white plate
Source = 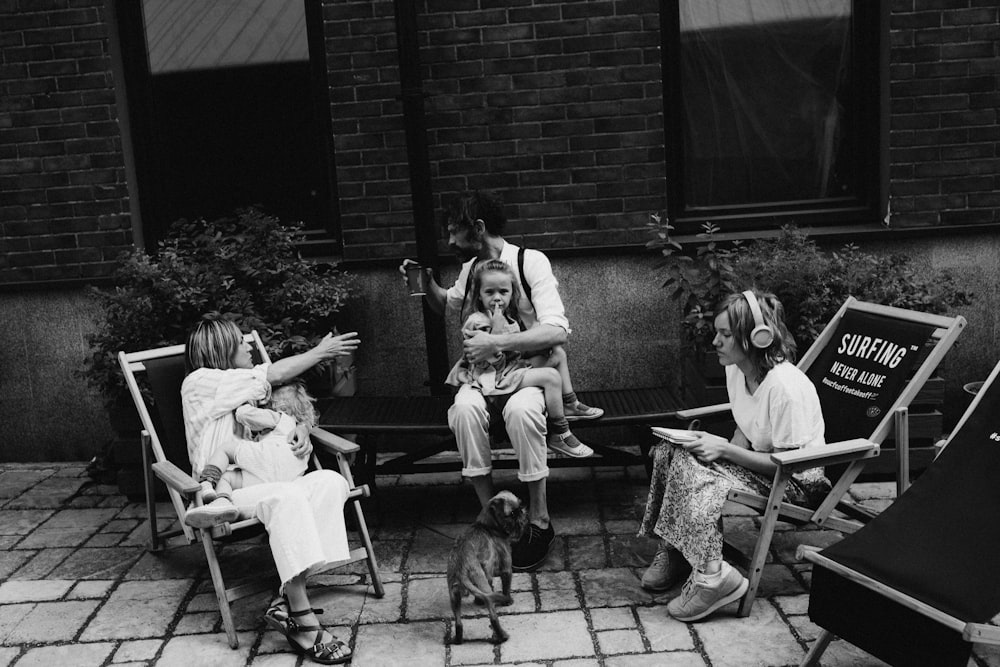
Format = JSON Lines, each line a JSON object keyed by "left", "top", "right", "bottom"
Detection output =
{"left": 651, "top": 426, "right": 698, "bottom": 443}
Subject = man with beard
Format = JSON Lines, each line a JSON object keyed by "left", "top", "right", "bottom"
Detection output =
{"left": 400, "top": 189, "right": 601, "bottom": 571}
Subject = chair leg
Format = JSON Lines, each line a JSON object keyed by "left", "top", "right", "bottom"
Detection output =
{"left": 352, "top": 498, "right": 384, "bottom": 598}
{"left": 141, "top": 432, "right": 161, "bottom": 552}
{"left": 200, "top": 529, "right": 239, "bottom": 649}
{"left": 334, "top": 452, "right": 385, "bottom": 598}
{"left": 738, "top": 473, "right": 790, "bottom": 617}
{"left": 895, "top": 406, "right": 910, "bottom": 497}
{"left": 801, "top": 629, "right": 834, "bottom": 666}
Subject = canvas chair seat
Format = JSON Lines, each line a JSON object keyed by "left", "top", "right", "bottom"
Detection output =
{"left": 119, "top": 331, "right": 384, "bottom": 649}
{"left": 800, "top": 358, "right": 1000, "bottom": 666}
{"left": 670, "top": 297, "right": 966, "bottom": 617}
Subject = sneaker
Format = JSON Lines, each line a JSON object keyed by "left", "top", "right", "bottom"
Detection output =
{"left": 546, "top": 432, "right": 594, "bottom": 458}
{"left": 184, "top": 498, "right": 239, "bottom": 529}
{"left": 564, "top": 401, "right": 604, "bottom": 421}
{"left": 666, "top": 562, "right": 749, "bottom": 622}
{"left": 641, "top": 544, "right": 693, "bottom": 592}
{"left": 512, "top": 522, "right": 555, "bottom": 571}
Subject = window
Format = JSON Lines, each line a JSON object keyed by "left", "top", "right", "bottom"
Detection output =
{"left": 661, "top": 0, "right": 884, "bottom": 231}
{"left": 114, "top": 0, "right": 338, "bottom": 250}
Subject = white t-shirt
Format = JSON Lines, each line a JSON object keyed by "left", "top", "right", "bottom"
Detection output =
{"left": 726, "top": 361, "right": 825, "bottom": 453}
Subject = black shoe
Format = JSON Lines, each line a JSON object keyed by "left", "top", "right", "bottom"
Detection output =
{"left": 511, "top": 522, "right": 555, "bottom": 571}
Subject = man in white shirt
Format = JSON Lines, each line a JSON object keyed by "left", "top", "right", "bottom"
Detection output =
{"left": 402, "top": 190, "right": 593, "bottom": 570}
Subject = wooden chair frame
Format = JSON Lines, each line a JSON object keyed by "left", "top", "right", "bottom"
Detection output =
{"left": 799, "top": 358, "right": 1000, "bottom": 666}
{"left": 119, "top": 332, "right": 384, "bottom": 649}
{"left": 672, "top": 297, "right": 966, "bottom": 617}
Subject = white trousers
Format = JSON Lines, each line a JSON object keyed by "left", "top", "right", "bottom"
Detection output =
{"left": 230, "top": 469, "right": 350, "bottom": 592}
{"left": 448, "top": 384, "right": 549, "bottom": 482}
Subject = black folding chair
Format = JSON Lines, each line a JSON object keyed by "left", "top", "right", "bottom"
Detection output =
{"left": 801, "top": 359, "right": 1000, "bottom": 666}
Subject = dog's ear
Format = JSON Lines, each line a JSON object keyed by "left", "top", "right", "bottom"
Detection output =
{"left": 488, "top": 494, "right": 508, "bottom": 527}
{"left": 475, "top": 495, "right": 504, "bottom": 529}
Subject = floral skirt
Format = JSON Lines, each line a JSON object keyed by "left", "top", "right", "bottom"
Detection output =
{"left": 637, "top": 444, "right": 830, "bottom": 570}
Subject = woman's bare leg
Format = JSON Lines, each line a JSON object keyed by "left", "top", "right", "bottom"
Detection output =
{"left": 282, "top": 575, "right": 350, "bottom": 660}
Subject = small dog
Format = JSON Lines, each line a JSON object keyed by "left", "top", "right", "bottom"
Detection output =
{"left": 447, "top": 490, "right": 528, "bottom": 644}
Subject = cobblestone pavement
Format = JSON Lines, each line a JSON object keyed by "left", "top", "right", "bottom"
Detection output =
{"left": 1, "top": 459, "right": 995, "bottom": 667}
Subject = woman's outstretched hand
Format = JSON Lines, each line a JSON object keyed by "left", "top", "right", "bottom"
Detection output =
{"left": 314, "top": 331, "right": 360, "bottom": 360}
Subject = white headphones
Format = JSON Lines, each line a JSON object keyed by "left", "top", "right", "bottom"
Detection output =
{"left": 743, "top": 290, "right": 774, "bottom": 349}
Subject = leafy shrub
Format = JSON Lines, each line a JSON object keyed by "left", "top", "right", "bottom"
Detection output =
{"left": 647, "top": 216, "right": 741, "bottom": 356}
{"left": 81, "top": 208, "right": 358, "bottom": 407}
{"left": 648, "top": 218, "right": 973, "bottom": 355}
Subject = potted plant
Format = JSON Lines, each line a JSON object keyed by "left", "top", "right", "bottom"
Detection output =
{"left": 80, "top": 208, "right": 359, "bottom": 495}
{"left": 646, "top": 216, "right": 741, "bottom": 400}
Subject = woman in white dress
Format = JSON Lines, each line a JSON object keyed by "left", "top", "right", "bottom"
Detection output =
{"left": 181, "top": 316, "right": 360, "bottom": 664}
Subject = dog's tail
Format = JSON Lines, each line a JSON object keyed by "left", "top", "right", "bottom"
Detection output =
{"left": 458, "top": 578, "right": 507, "bottom": 607}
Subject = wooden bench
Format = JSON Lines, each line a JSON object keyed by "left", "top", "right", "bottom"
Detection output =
{"left": 317, "top": 386, "right": 684, "bottom": 487}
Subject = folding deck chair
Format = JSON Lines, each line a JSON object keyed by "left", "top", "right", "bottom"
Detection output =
{"left": 801, "top": 359, "right": 1000, "bottom": 667}
{"left": 670, "top": 297, "right": 965, "bottom": 616}
{"left": 118, "top": 331, "right": 384, "bottom": 649}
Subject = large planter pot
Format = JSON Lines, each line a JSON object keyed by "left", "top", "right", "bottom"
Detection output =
{"left": 682, "top": 350, "right": 727, "bottom": 405}
{"left": 104, "top": 392, "right": 171, "bottom": 501}
{"left": 107, "top": 393, "right": 142, "bottom": 434}
{"left": 307, "top": 352, "right": 357, "bottom": 400}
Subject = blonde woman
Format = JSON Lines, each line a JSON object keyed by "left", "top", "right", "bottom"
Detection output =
{"left": 181, "top": 315, "right": 359, "bottom": 664}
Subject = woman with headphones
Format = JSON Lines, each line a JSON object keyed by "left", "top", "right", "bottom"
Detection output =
{"left": 637, "top": 289, "right": 830, "bottom": 622}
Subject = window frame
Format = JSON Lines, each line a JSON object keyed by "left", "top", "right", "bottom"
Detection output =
{"left": 659, "top": 1, "right": 888, "bottom": 234}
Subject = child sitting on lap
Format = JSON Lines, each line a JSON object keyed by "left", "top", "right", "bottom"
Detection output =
{"left": 186, "top": 383, "right": 316, "bottom": 528}
{"left": 446, "top": 259, "right": 594, "bottom": 458}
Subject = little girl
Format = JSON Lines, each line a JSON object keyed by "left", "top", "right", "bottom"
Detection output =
{"left": 446, "top": 259, "right": 594, "bottom": 458}
{"left": 186, "top": 383, "right": 317, "bottom": 528}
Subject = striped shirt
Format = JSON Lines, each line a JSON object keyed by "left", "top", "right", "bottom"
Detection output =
{"left": 180, "top": 363, "right": 272, "bottom": 476}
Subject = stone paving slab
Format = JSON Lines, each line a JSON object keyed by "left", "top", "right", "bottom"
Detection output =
{"left": 8, "top": 642, "right": 115, "bottom": 667}
{"left": 81, "top": 580, "right": 193, "bottom": 641}
{"left": 2, "top": 462, "right": 993, "bottom": 666}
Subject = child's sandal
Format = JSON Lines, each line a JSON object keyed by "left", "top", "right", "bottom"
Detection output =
{"left": 285, "top": 608, "right": 352, "bottom": 665}
{"left": 564, "top": 401, "right": 604, "bottom": 421}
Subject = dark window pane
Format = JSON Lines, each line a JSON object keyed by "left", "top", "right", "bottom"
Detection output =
{"left": 678, "top": 0, "right": 855, "bottom": 208}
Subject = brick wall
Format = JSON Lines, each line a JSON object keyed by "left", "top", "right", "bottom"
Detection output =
{"left": 888, "top": 1, "right": 1000, "bottom": 227}
{"left": 0, "top": 0, "right": 132, "bottom": 285}
{"left": 324, "top": 0, "right": 666, "bottom": 261}
{"left": 1, "top": 2, "right": 998, "bottom": 279}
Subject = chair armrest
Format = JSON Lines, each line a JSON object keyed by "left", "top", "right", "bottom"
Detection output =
{"left": 310, "top": 426, "right": 360, "bottom": 455}
{"left": 771, "top": 438, "right": 879, "bottom": 469}
{"left": 674, "top": 403, "right": 732, "bottom": 421}
{"left": 151, "top": 460, "right": 201, "bottom": 495}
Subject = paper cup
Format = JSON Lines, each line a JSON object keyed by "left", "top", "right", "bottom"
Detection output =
{"left": 405, "top": 263, "right": 425, "bottom": 296}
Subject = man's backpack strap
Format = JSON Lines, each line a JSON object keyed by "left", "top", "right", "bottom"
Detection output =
{"left": 517, "top": 246, "right": 533, "bottom": 307}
